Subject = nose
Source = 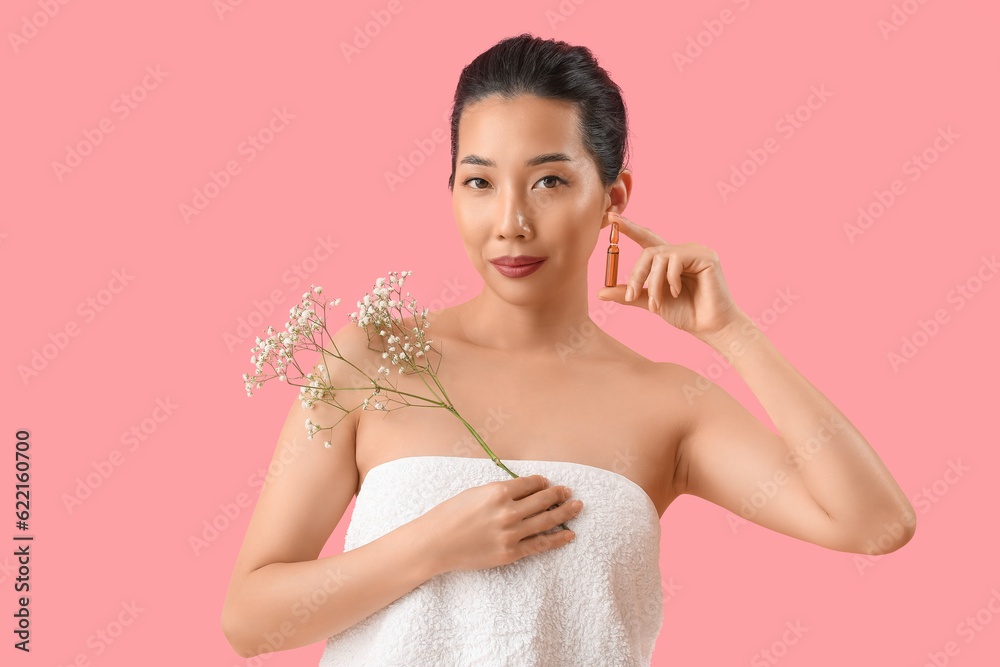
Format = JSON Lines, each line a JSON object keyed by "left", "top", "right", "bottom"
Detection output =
{"left": 498, "top": 195, "right": 533, "bottom": 239}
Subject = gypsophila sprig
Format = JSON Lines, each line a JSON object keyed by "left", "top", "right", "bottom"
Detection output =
{"left": 243, "top": 272, "right": 570, "bottom": 531}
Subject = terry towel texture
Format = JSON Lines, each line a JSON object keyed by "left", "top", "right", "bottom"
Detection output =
{"left": 318, "top": 455, "right": 663, "bottom": 667}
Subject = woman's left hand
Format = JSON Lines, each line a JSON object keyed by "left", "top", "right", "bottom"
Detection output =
{"left": 596, "top": 212, "right": 744, "bottom": 341}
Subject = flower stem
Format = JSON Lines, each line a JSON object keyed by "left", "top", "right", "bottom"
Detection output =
{"left": 445, "top": 406, "right": 571, "bottom": 532}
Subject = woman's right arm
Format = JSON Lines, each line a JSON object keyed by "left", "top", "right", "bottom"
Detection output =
{"left": 222, "top": 499, "right": 446, "bottom": 658}
{"left": 221, "top": 321, "right": 583, "bottom": 658}
{"left": 221, "top": 322, "right": 445, "bottom": 658}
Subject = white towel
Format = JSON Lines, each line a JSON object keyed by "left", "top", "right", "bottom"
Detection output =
{"left": 319, "top": 455, "right": 663, "bottom": 667}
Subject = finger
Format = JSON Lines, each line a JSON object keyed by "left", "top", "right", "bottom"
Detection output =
{"left": 521, "top": 496, "right": 582, "bottom": 537}
{"left": 505, "top": 474, "right": 551, "bottom": 501}
{"left": 665, "top": 253, "right": 683, "bottom": 298}
{"left": 630, "top": 286, "right": 651, "bottom": 310}
{"left": 647, "top": 253, "right": 669, "bottom": 313}
{"left": 608, "top": 212, "right": 668, "bottom": 249}
{"left": 626, "top": 252, "right": 653, "bottom": 305}
{"left": 596, "top": 285, "right": 627, "bottom": 301}
{"left": 596, "top": 284, "right": 651, "bottom": 309}
{"left": 516, "top": 526, "right": 575, "bottom": 558}
{"left": 517, "top": 483, "right": 569, "bottom": 518}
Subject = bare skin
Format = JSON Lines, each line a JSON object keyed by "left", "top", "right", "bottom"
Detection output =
{"left": 353, "top": 305, "right": 685, "bottom": 518}
{"left": 223, "top": 91, "right": 916, "bottom": 658}
{"left": 430, "top": 92, "right": 915, "bottom": 554}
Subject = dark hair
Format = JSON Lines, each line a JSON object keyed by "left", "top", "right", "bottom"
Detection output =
{"left": 447, "top": 33, "right": 630, "bottom": 191}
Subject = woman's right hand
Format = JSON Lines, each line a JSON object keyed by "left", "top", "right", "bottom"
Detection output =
{"left": 420, "top": 474, "right": 583, "bottom": 573}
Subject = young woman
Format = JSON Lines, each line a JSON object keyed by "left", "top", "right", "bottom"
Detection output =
{"left": 222, "top": 33, "right": 916, "bottom": 666}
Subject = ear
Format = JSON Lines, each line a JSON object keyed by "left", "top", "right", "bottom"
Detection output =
{"left": 601, "top": 169, "right": 632, "bottom": 229}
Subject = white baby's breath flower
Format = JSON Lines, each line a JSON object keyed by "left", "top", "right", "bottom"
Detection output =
{"left": 242, "top": 270, "right": 537, "bottom": 487}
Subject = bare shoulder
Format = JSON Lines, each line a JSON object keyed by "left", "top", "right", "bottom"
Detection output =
{"left": 323, "top": 318, "right": 394, "bottom": 407}
{"left": 597, "top": 350, "right": 700, "bottom": 507}
{"left": 224, "top": 321, "right": 378, "bottom": 585}
{"left": 643, "top": 360, "right": 705, "bottom": 496}
{"left": 648, "top": 360, "right": 706, "bottom": 402}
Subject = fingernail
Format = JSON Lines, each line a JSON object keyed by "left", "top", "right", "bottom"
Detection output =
{"left": 625, "top": 286, "right": 633, "bottom": 301}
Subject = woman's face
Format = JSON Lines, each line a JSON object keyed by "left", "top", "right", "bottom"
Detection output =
{"left": 452, "top": 94, "right": 627, "bottom": 301}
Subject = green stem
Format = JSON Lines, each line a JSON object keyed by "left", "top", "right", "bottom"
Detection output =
{"left": 445, "top": 406, "right": 571, "bottom": 532}
{"left": 284, "top": 302, "right": 572, "bottom": 532}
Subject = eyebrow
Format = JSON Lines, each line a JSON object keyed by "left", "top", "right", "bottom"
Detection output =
{"left": 458, "top": 152, "right": 574, "bottom": 168}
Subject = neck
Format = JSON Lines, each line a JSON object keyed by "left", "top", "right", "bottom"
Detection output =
{"left": 458, "top": 278, "right": 600, "bottom": 357}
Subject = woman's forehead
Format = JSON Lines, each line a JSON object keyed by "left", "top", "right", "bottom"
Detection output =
{"left": 456, "top": 97, "right": 585, "bottom": 166}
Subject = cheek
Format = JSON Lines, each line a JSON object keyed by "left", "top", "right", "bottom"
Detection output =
{"left": 454, "top": 196, "right": 486, "bottom": 223}
{"left": 453, "top": 204, "right": 488, "bottom": 255}
{"left": 560, "top": 192, "right": 601, "bottom": 229}
{"left": 452, "top": 196, "right": 469, "bottom": 225}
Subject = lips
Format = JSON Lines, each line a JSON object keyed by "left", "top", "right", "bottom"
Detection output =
{"left": 489, "top": 257, "right": 547, "bottom": 278}
{"left": 489, "top": 255, "right": 547, "bottom": 267}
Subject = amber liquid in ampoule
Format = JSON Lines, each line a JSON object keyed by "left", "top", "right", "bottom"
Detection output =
{"left": 604, "top": 221, "right": 619, "bottom": 287}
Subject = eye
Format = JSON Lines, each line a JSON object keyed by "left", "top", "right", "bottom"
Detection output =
{"left": 537, "top": 175, "right": 568, "bottom": 189}
{"left": 462, "top": 177, "right": 490, "bottom": 189}
{"left": 461, "top": 175, "right": 568, "bottom": 190}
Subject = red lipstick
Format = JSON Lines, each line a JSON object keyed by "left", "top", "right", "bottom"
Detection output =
{"left": 489, "top": 255, "right": 547, "bottom": 278}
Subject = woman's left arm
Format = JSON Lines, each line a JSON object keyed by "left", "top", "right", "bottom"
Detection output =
{"left": 687, "top": 310, "right": 916, "bottom": 553}
{"left": 598, "top": 212, "right": 916, "bottom": 554}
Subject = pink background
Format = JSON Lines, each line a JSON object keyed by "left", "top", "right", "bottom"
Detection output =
{"left": 3, "top": 1, "right": 998, "bottom": 665}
